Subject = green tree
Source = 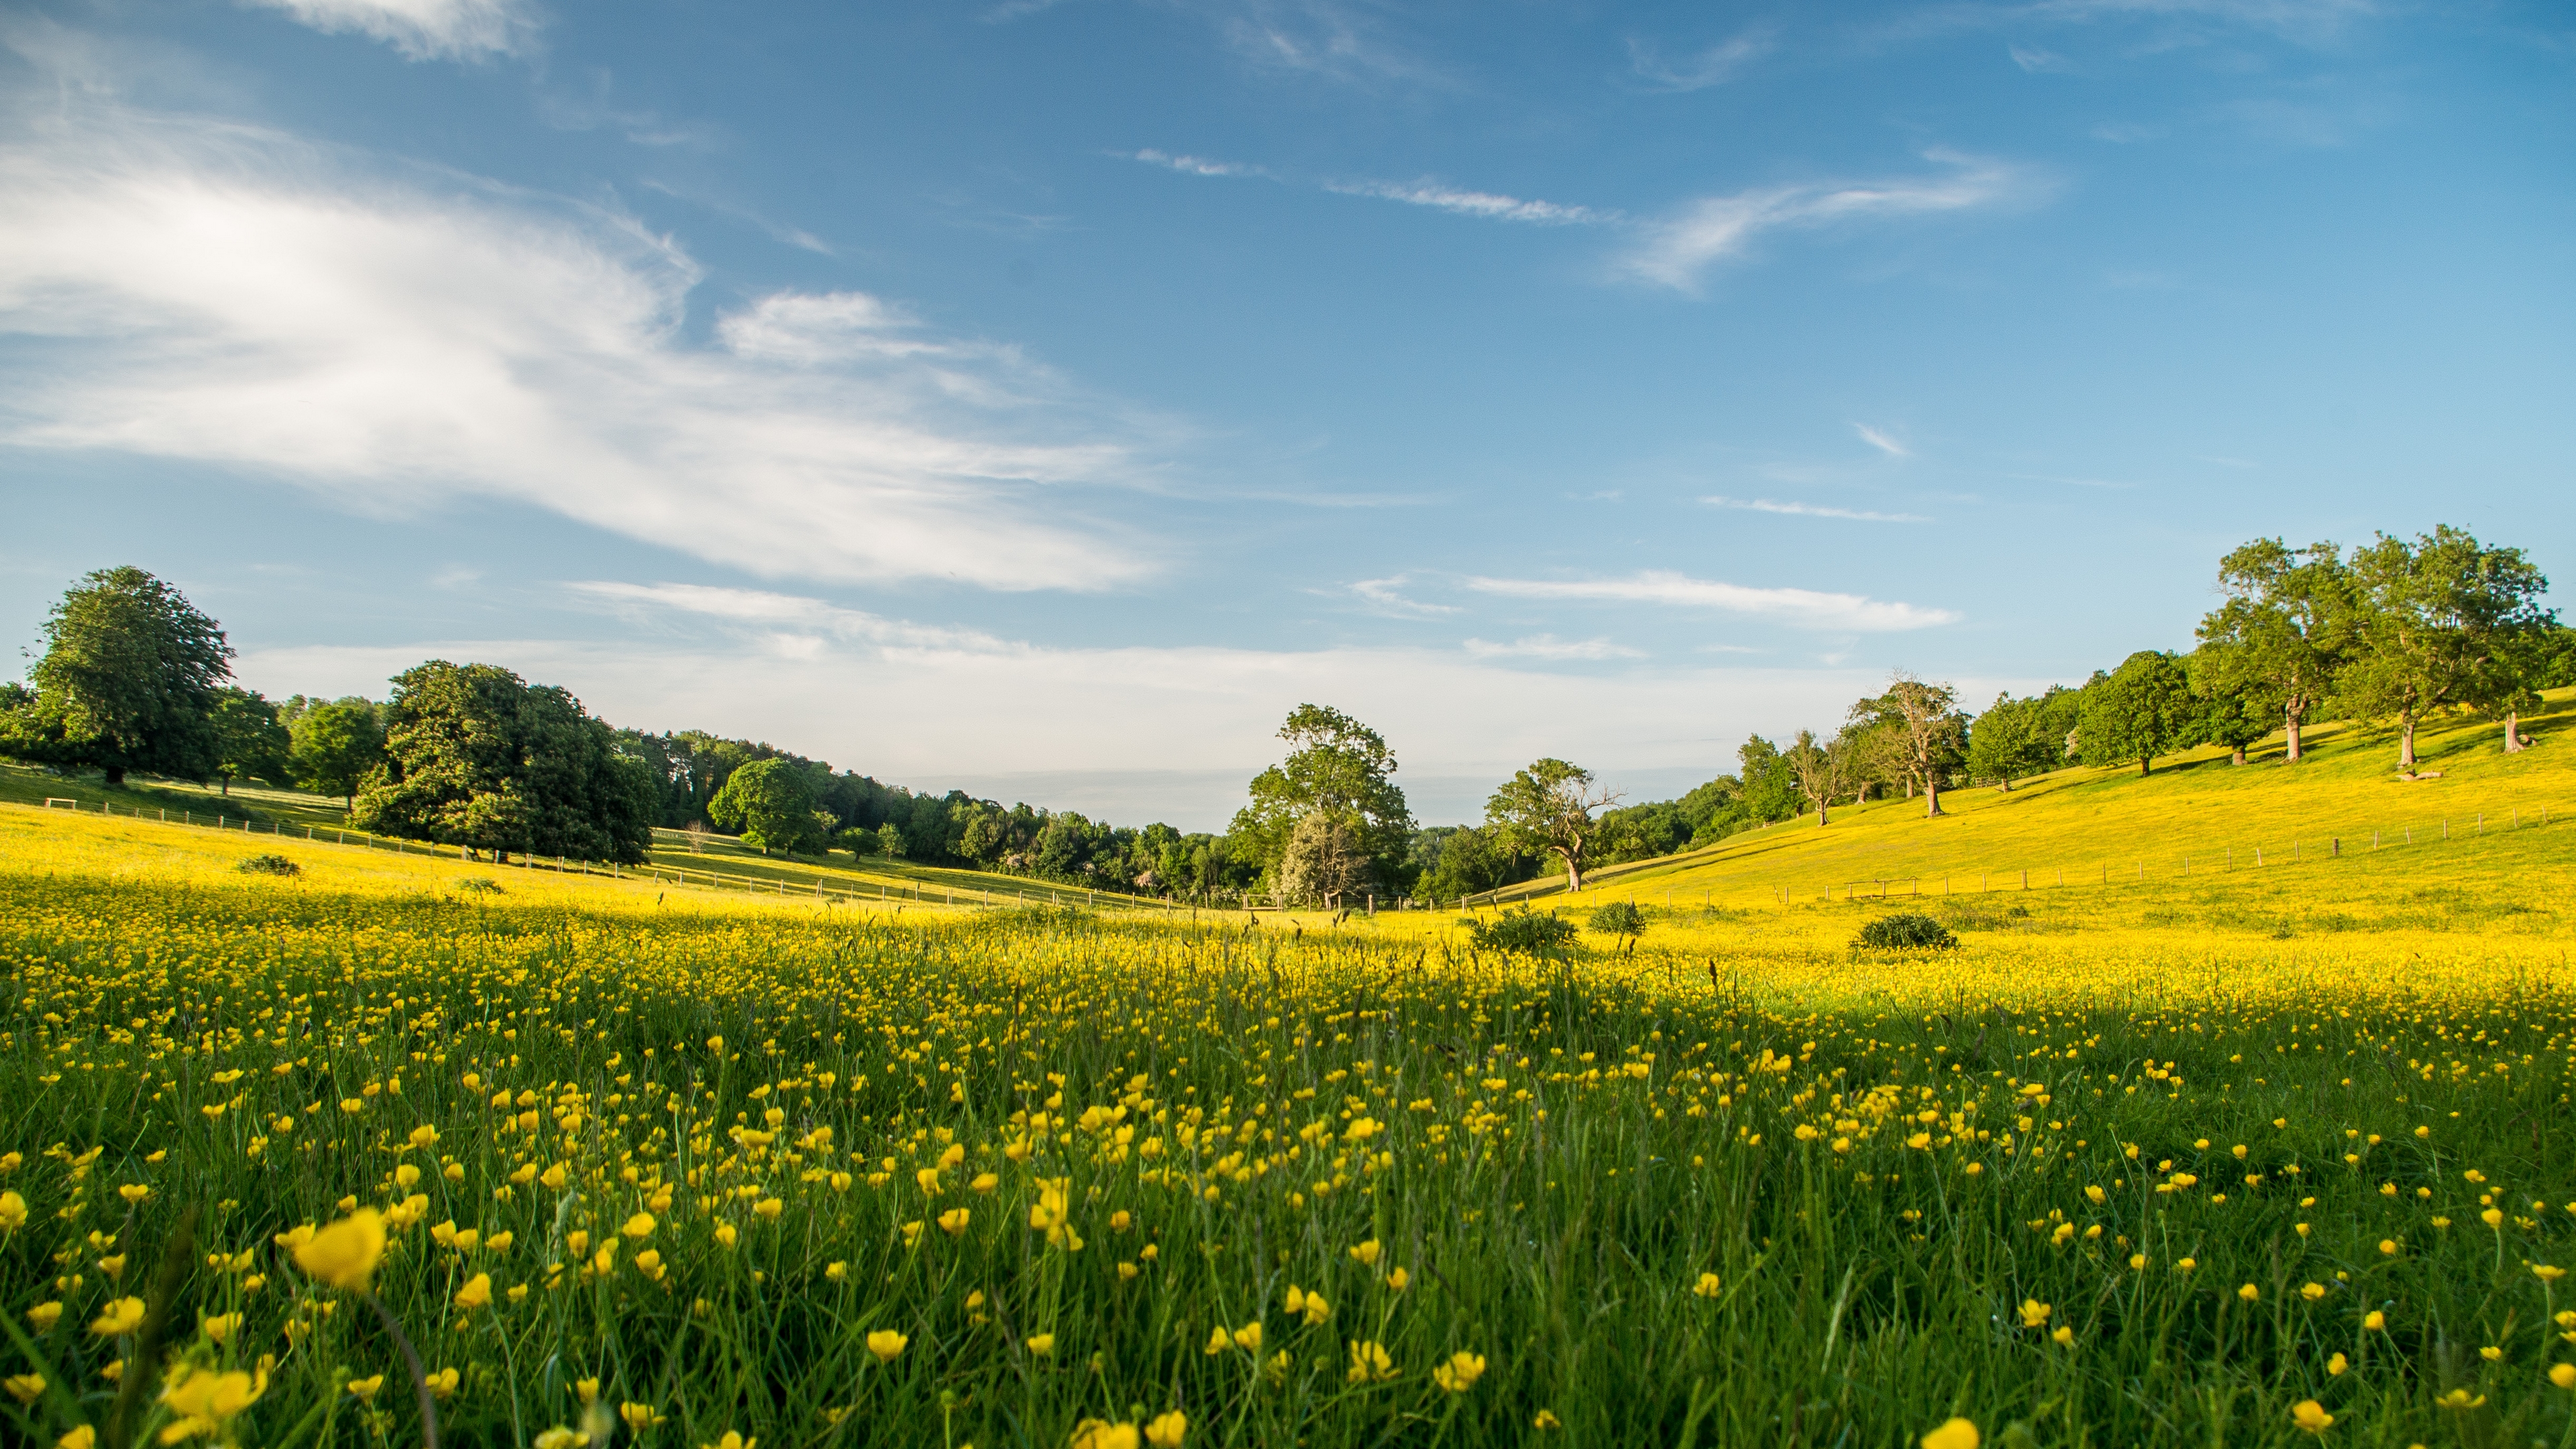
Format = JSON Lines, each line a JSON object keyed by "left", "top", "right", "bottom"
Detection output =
{"left": 2195, "top": 538, "right": 2351, "bottom": 763}
{"left": 2345, "top": 527, "right": 2553, "bottom": 770}
{"left": 2078, "top": 651, "right": 2195, "bottom": 775}
{"left": 1784, "top": 729, "right": 1856, "bottom": 825}
{"left": 288, "top": 698, "right": 386, "bottom": 806}
{"left": 1732, "top": 736, "right": 1803, "bottom": 824}
{"left": 707, "top": 758, "right": 828, "bottom": 854}
{"left": 1964, "top": 692, "right": 2055, "bottom": 791}
{"left": 1485, "top": 758, "right": 1621, "bottom": 892}
{"left": 2184, "top": 651, "right": 2269, "bottom": 766}
{"left": 3, "top": 567, "right": 231, "bottom": 785}
{"left": 1230, "top": 705, "right": 1414, "bottom": 885}
{"left": 209, "top": 687, "right": 291, "bottom": 796}
{"left": 1849, "top": 670, "right": 1964, "bottom": 816}
{"left": 1277, "top": 814, "right": 1369, "bottom": 908}
{"left": 351, "top": 661, "right": 657, "bottom": 863}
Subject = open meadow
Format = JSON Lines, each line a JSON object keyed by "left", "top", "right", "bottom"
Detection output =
{"left": 7, "top": 727, "right": 2576, "bottom": 1449}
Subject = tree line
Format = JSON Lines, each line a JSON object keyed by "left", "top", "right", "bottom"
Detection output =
{"left": 2, "top": 526, "right": 2563, "bottom": 899}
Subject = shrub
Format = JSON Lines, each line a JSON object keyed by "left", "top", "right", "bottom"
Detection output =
{"left": 1470, "top": 907, "right": 1579, "bottom": 957}
{"left": 1855, "top": 912, "right": 1955, "bottom": 951}
{"left": 457, "top": 877, "right": 505, "bottom": 895}
{"left": 237, "top": 853, "right": 300, "bottom": 877}
{"left": 1587, "top": 900, "right": 1648, "bottom": 938}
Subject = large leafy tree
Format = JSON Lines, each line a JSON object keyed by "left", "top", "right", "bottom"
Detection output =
{"left": 288, "top": 698, "right": 386, "bottom": 806}
{"left": 350, "top": 661, "right": 657, "bottom": 863}
{"left": 1487, "top": 758, "right": 1621, "bottom": 890}
{"left": 1849, "top": 671, "right": 1964, "bottom": 816}
{"left": 1230, "top": 704, "right": 1413, "bottom": 882}
{"left": 707, "top": 757, "right": 833, "bottom": 854}
{"left": 209, "top": 688, "right": 292, "bottom": 796}
{"left": 1964, "top": 692, "right": 2057, "bottom": 791}
{"left": 3, "top": 567, "right": 231, "bottom": 785}
{"left": 2344, "top": 527, "right": 2553, "bottom": 770}
{"left": 2195, "top": 539, "right": 2351, "bottom": 763}
{"left": 2078, "top": 651, "right": 2196, "bottom": 775}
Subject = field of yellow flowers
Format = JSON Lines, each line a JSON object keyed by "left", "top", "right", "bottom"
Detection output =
{"left": 4, "top": 805, "right": 2575, "bottom": 1448}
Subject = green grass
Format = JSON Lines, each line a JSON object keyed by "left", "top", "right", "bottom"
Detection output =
{"left": 1, "top": 806, "right": 2574, "bottom": 1448}
{"left": 1500, "top": 688, "right": 2576, "bottom": 913}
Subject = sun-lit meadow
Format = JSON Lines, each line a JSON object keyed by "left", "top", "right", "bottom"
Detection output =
{"left": 6, "top": 774, "right": 2576, "bottom": 1448}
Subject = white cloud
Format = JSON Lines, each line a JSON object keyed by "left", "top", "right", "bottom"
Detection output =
{"left": 1464, "top": 571, "right": 1959, "bottom": 631}
{"left": 1703, "top": 495, "right": 1929, "bottom": 523}
{"left": 239, "top": 0, "right": 538, "bottom": 61}
{"left": 1620, "top": 150, "right": 2034, "bottom": 292}
{"left": 1348, "top": 576, "right": 1459, "bottom": 618}
{"left": 1852, "top": 423, "right": 1912, "bottom": 457}
{"left": 1463, "top": 634, "right": 1642, "bottom": 661}
{"left": 1324, "top": 178, "right": 1607, "bottom": 226}
{"left": 1627, "top": 32, "right": 1772, "bottom": 91}
{"left": 1128, "top": 148, "right": 1267, "bottom": 179}
{"left": 562, "top": 581, "right": 1014, "bottom": 653}
{"left": 0, "top": 104, "right": 1156, "bottom": 592}
{"left": 2008, "top": 43, "right": 2076, "bottom": 72}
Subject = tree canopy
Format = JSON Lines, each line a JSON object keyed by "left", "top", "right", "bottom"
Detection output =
{"left": 2078, "top": 651, "right": 2196, "bottom": 775}
{"left": 2343, "top": 527, "right": 2553, "bottom": 769}
{"left": 2196, "top": 538, "right": 2351, "bottom": 763}
{"left": 209, "top": 687, "right": 291, "bottom": 796}
{"left": 286, "top": 698, "right": 386, "bottom": 806}
{"left": 1486, "top": 758, "right": 1620, "bottom": 890}
{"left": 708, "top": 758, "right": 833, "bottom": 854}
{"left": 350, "top": 661, "right": 657, "bottom": 863}
{"left": 1231, "top": 704, "right": 1413, "bottom": 885}
{"left": 3, "top": 567, "right": 232, "bottom": 785}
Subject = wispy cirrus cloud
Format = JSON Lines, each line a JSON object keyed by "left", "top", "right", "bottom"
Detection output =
{"left": 565, "top": 582, "right": 1014, "bottom": 653}
{"left": 1852, "top": 423, "right": 1911, "bottom": 457}
{"left": 240, "top": 0, "right": 539, "bottom": 60}
{"left": 1627, "top": 30, "right": 1773, "bottom": 91}
{"left": 1703, "top": 496, "right": 1929, "bottom": 523}
{"left": 0, "top": 98, "right": 1158, "bottom": 592}
{"left": 1323, "top": 178, "right": 1609, "bottom": 225}
{"left": 1128, "top": 146, "right": 2033, "bottom": 282}
{"left": 1620, "top": 150, "right": 2036, "bottom": 292}
{"left": 1127, "top": 148, "right": 1269, "bottom": 179}
{"left": 1464, "top": 634, "right": 1642, "bottom": 661}
{"left": 1347, "top": 576, "right": 1459, "bottom": 618}
{"left": 1466, "top": 571, "right": 1958, "bottom": 631}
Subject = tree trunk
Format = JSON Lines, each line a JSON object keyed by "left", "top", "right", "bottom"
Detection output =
{"left": 2284, "top": 704, "right": 2302, "bottom": 763}
{"left": 1816, "top": 799, "right": 1831, "bottom": 826}
{"left": 2138, "top": 755, "right": 2151, "bottom": 775}
{"left": 103, "top": 765, "right": 125, "bottom": 786}
{"left": 2504, "top": 710, "right": 2522, "bottom": 753}
{"left": 1925, "top": 774, "right": 1942, "bottom": 818}
{"left": 1997, "top": 776, "right": 2012, "bottom": 792}
{"left": 2231, "top": 748, "right": 2245, "bottom": 765}
{"left": 219, "top": 777, "right": 230, "bottom": 796}
{"left": 1562, "top": 851, "right": 1583, "bottom": 892}
{"left": 2398, "top": 712, "right": 2416, "bottom": 769}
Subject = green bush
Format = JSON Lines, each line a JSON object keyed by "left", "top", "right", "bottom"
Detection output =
{"left": 236, "top": 853, "right": 300, "bottom": 877}
{"left": 1855, "top": 912, "right": 1956, "bottom": 951}
{"left": 1470, "top": 907, "right": 1579, "bottom": 956}
{"left": 1587, "top": 900, "right": 1648, "bottom": 938}
{"left": 457, "top": 877, "right": 505, "bottom": 894}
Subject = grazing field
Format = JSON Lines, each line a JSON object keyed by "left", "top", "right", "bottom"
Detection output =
{"left": 4, "top": 803, "right": 2576, "bottom": 1449}
{"left": 1495, "top": 687, "right": 2576, "bottom": 914}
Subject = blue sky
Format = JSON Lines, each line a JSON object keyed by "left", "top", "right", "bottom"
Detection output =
{"left": 1, "top": 0, "right": 2569, "bottom": 828}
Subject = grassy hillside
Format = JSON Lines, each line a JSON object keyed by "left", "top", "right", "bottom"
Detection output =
{"left": 0, "top": 770, "right": 1178, "bottom": 916}
{"left": 1492, "top": 688, "right": 2576, "bottom": 914}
